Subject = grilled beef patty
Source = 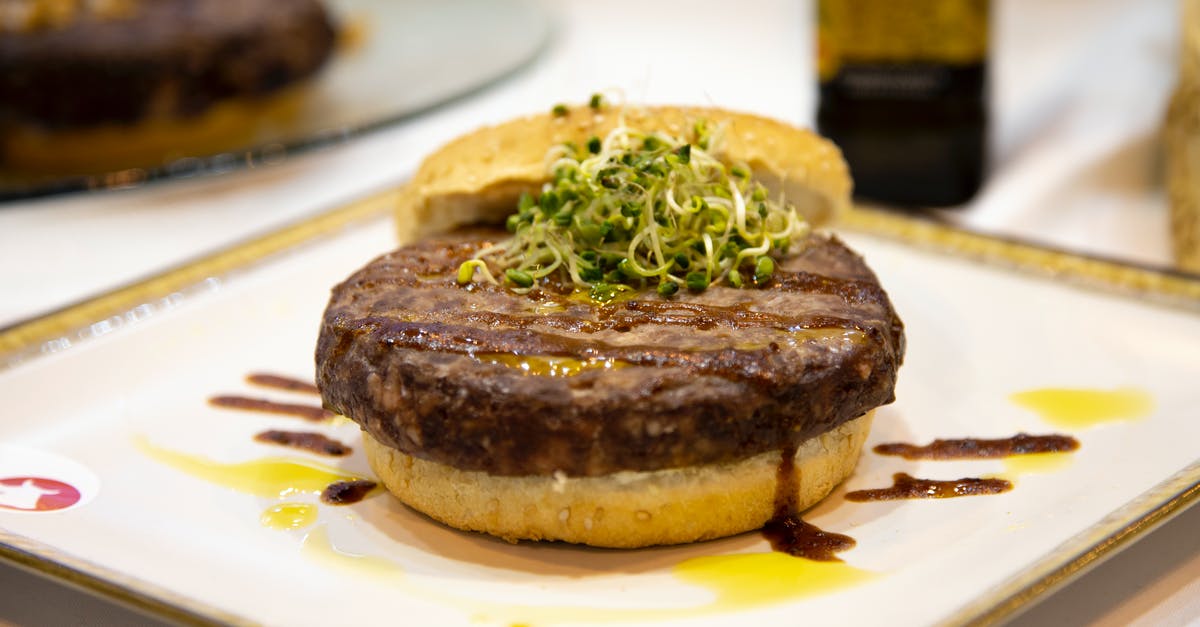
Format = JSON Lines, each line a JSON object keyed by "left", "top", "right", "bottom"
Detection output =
{"left": 317, "top": 230, "right": 904, "bottom": 478}
{"left": 0, "top": 0, "right": 335, "bottom": 129}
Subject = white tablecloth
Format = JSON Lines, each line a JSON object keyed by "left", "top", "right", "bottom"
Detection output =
{"left": 1, "top": 0, "right": 1196, "bottom": 624}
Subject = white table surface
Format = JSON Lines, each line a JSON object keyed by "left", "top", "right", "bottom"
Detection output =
{"left": 1, "top": 0, "right": 1196, "bottom": 625}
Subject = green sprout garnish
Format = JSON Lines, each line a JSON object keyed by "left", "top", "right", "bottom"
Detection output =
{"left": 551, "top": 103, "right": 569, "bottom": 117}
{"left": 455, "top": 116, "right": 810, "bottom": 297}
{"left": 505, "top": 268, "right": 534, "bottom": 288}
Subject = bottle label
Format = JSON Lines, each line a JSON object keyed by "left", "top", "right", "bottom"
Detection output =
{"left": 818, "top": 0, "right": 989, "bottom": 99}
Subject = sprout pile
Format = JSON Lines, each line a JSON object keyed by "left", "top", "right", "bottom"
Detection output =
{"left": 456, "top": 104, "right": 810, "bottom": 302}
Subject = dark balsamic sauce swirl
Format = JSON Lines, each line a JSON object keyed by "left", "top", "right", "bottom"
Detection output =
{"left": 321, "top": 480, "right": 377, "bottom": 505}
{"left": 874, "top": 433, "right": 1079, "bottom": 460}
{"left": 254, "top": 429, "right": 350, "bottom": 456}
{"left": 845, "top": 473, "right": 1012, "bottom": 501}
{"left": 245, "top": 373, "right": 321, "bottom": 395}
{"left": 209, "top": 395, "right": 332, "bottom": 421}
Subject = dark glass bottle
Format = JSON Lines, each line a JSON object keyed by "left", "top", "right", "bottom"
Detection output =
{"left": 816, "top": 0, "right": 989, "bottom": 208}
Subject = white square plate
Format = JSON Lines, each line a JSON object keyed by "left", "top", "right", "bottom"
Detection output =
{"left": 2, "top": 205, "right": 1198, "bottom": 626}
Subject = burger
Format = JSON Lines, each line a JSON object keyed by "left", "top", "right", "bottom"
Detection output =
{"left": 316, "top": 101, "right": 905, "bottom": 548}
{"left": 0, "top": 0, "right": 336, "bottom": 174}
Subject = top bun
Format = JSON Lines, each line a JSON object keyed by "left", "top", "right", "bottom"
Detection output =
{"left": 396, "top": 104, "right": 851, "bottom": 236}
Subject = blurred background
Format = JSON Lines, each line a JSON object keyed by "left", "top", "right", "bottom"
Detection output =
{"left": 0, "top": 0, "right": 1191, "bottom": 328}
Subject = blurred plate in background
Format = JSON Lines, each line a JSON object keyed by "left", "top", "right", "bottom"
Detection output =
{"left": 0, "top": 0, "right": 551, "bottom": 201}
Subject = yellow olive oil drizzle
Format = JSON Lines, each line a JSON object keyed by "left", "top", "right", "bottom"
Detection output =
{"left": 671, "top": 552, "right": 872, "bottom": 607}
{"left": 134, "top": 436, "right": 369, "bottom": 499}
{"left": 476, "top": 353, "right": 629, "bottom": 376}
{"left": 302, "top": 525, "right": 406, "bottom": 583}
{"left": 261, "top": 503, "right": 319, "bottom": 530}
{"left": 1002, "top": 451, "right": 1075, "bottom": 476}
{"left": 1010, "top": 387, "right": 1153, "bottom": 428}
{"left": 567, "top": 286, "right": 641, "bottom": 306}
{"left": 300, "top": 522, "right": 870, "bottom": 622}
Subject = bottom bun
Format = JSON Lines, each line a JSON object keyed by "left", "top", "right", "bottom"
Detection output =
{"left": 363, "top": 411, "right": 874, "bottom": 548}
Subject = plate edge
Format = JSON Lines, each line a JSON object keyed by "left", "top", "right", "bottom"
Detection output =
{"left": 0, "top": 529, "right": 251, "bottom": 626}
{"left": 0, "top": 185, "right": 398, "bottom": 625}
{"left": 839, "top": 206, "right": 1200, "bottom": 312}
{"left": 943, "top": 460, "right": 1200, "bottom": 626}
{"left": 0, "top": 186, "right": 400, "bottom": 370}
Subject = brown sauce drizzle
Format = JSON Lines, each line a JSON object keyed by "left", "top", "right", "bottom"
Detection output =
{"left": 762, "top": 515, "right": 857, "bottom": 562}
{"left": 874, "top": 433, "right": 1079, "bottom": 460}
{"left": 209, "top": 395, "right": 332, "bottom": 422}
{"left": 762, "top": 445, "right": 856, "bottom": 561}
{"left": 245, "top": 373, "right": 320, "bottom": 396}
{"left": 845, "top": 473, "right": 1012, "bottom": 502}
{"left": 321, "top": 480, "right": 377, "bottom": 505}
{"left": 253, "top": 430, "right": 351, "bottom": 457}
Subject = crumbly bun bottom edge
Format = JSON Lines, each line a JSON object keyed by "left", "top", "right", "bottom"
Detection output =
{"left": 362, "top": 411, "right": 874, "bottom": 548}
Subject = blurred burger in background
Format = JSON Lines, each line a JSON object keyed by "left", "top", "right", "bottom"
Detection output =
{"left": 0, "top": 0, "right": 336, "bottom": 176}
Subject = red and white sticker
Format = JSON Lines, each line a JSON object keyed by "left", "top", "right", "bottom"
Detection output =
{"left": 0, "top": 477, "right": 82, "bottom": 512}
{"left": 0, "top": 447, "right": 97, "bottom": 514}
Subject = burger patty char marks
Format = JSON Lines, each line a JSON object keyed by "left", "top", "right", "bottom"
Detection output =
{"left": 317, "top": 230, "right": 904, "bottom": 478}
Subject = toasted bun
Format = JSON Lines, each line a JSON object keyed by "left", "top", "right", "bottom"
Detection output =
{"left": 396, "top": 104, "right": 852, "bottom": 237}
{"left": 364, "top": 412, "right": 873, "bottom": 548}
